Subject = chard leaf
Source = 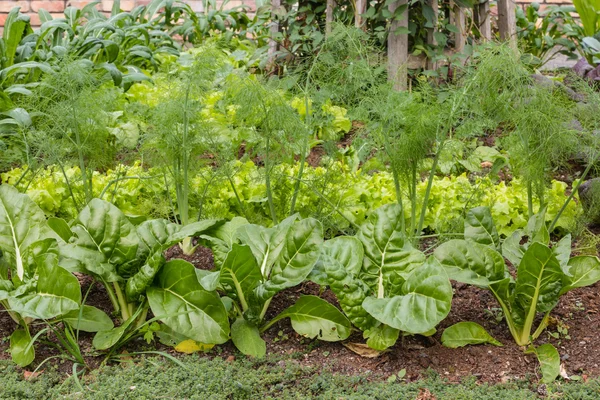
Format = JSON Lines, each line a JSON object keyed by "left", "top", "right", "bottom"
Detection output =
{"left": 231, "top": 318, "right": 265, "bottom": 358}
{"left": 61, "top": 199, "right": 139, "bottom": 282}
{"left": 47, "top": 217, "right": 73, "bottom": 243}
{"left": 434, "top": 239, "right": 508, "bottom": 287}
{"left": 10, "top": 329, "right": 35, "bottom": 367}
{"left": 561, "top": 256, "right": 600, "bottom": 294}
{"left": 268, "top": 295, "right": 352, "bottom": 342}
{"left": 464, "top": 206, "right": 500, "bottom": 249}
{"left": 441, "top": 322, "right": 502, "bottom": 348}
{"left": 513, "top": 243, "right": 563, "bottom": 326}
{"left": 0, "top": 185, "right": 55, "bottom": 281}
{"left": 364, "top": 324, "right": 400, "bottom": 351}
{"left": 62, "top": 305, "right": 114, "bottom": 332}
{"left": 9, "top": 253, "right": 81, "bottom": 320}
{"left": 309, "top": 236, "right": 363, "bottom": 286}
{"left": 362, "top": 258, "right": 452, "bottom": 334}
{"left": 237, "top": 214, "right": 297, "bottom": 278}
{"left": 147, "top": 259, "right": 230, "bottom": 345}
{"left": 553, "top": 234, "right": 572, "bottom": 274}
{"left": 125, "top": 251, "right": 165, "bottom": 302}
{"left": 135, "top": 218, "right": 181, "bottom": 260}
{"left": 530, "top": 343, "right": 561, "bottom": 383}
{"left": 250, "top": 218, "right": 322, "bottom": 308}
{"left": 219, "top": 244, "right": 261, "bottom": 310}
{"left": 357, "top": 204, "right": 425, "bottom": 297}
{"left": 502, "top": 229, "right": 526, "bottom": 267}
{"left": 317, "top": 253, "right": 375, "bottom": 331}
{"left": 201, "top": 217, "right": 248, "bottom": 267}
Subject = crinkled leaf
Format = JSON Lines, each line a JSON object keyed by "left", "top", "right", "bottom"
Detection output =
{"left": 464, "top": 206, "right": 500, "bottom": 249}
{"left": 434, "top": 239, "right": 509, "bottom": 287}
{"left": 362, "top": 258, "right": 452, "bottom": 334}
{"left": 231, "top": 318, "right": 265, "bottom": 357}
{"left": 441, "top": 322, "right": 502, "bottom": 348}
{"left": 147, "top": 259, "right": 230, "bottom": 345}
{"left": 357, "top": 204, "right": 425, "bottom": 297}
{"left": 269, "top": 295, "right": 352, "bottom": 342}
{"left": 200, "top": 217, "right": 248, "bottom": 267}
{"left": 135, "top": 218, "right": 180, "bottom": 260}
{"left": 62, "top": 305, "right": 114, "bottom": 332}
{"left": 61, "top": 199, "right": 139, "bottom": 282}
{"left": 309, "top": 236, "right": 363, "bottom": 286}
{"left": 125, "top": 251, "right": 165, "bottom": 302}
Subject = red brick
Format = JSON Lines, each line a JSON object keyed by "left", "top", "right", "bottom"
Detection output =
{"left": 31, "top": 1, "right": 66, "bottom": 12}
{"left": 0, "top": 1, "right": 30, "bottom": 13}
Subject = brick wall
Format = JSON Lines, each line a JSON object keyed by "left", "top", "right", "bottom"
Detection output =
{"left": 0, "top": 0, "right": 257, "bottom": 27}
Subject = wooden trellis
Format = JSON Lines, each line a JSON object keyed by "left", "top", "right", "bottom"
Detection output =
{"left": 270, "top": 0, "right": 518, "bottom": 90}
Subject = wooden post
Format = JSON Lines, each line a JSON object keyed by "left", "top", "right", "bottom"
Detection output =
{"left": 426, "top": 0, "right": 438, "bottom": 70}
{"left": 474, "top": 1, "right": 492, "bottom": 41}
{"left": 355, "top": 0, "right": 367, "bottom": 29}
{"left": 450, "top": 1, "right": 466, "bottom": 53}
{"left": 497, "top": 0, "right": 517, "bottom": 47}
{"left": 268, "top": 0, "right": 282, "bottom": 65}
{"left": 388, "top": 0, "right": 409, "bottom": 91}
{"left": 326, "top": 0, "right": 336, "bottom": 35}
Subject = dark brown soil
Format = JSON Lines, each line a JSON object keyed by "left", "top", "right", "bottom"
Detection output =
{"left": 1, "top": 243, "right": 600, "bottom": 384}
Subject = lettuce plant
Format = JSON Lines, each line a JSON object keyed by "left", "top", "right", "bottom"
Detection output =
{"left": 199, "top": 215, "right": 352, "bottom": 357}
{"left": 310, "top": 204, "right": 453, "bottom": 350}
{"left": 435, "top": 207, "right": 600, "bottom": 382}
{"left": 0, "top": 185, "right": 113, "bottom": 366}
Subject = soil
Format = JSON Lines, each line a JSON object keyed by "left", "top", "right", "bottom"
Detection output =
{"left": 2, "top": 243, "right": 600, "bottom": 385}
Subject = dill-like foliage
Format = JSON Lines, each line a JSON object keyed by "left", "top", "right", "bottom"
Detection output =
{"left": 19, "top": 59, "right": 120, "bottom": 209}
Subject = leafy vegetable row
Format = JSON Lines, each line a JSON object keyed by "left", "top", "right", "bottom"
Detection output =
{"left": 1, "top": 185, "right": 598, "bottom": 384}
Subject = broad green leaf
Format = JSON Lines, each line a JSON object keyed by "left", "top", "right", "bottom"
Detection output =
{"left": 362, "top": 258, "right": 452, "bottom": 334}
{"left": 553, "top": 234, "right": 572, "bottom": 274}
{"left": 125, "top": 251, "right": 165, "bottom": 302}
{"left": 364, "top": 324, "right": 400, "bottom": 351}
{"left": 531, "top": 344, "right": 561, "bottom": 383}
{"left": 10, "top": 329, "right": 35, "bottom": 367}
{"left": 147, "top": 259, "right": 230, "bottom": 345}
{"left": 166, "top": 219, "right": 224, "bottom": 250}
{"left": 317, "top": 253, "right": 376, "bottom": 331}
{"left": 514, "top": 243, "right": 563, "bottom": 325}
{"left": 251, "top": 218, "right": 322, "bottom": 305}
{"left": 93, "top": 316, "right": 134, "bottom": 350}
{"left": 237, "top": 214, "right": 297, "bottom": 278}
{"left": 357, "top": 204, "right": 425, "bottom": 297}
{"left": 464, "top": 207, "right": 500, "bottom": 248}
{"left": 9, "top": 253, "right": 81, "bottom": 320}
{"left": 47, "top": 217, "right": 73, "bottom": 243}
{"left": 502, "top": 229, "right": 526, "bottom": 267}
{"left": 201, "top": 216, "right": 248, "bottom": 266}
{"left": 441, "top": 322, "right": 502, "bottom": 348}
{"left": 61, "top": 199, "right": 139, "bottom": 282}
{"left": 309, "top": 236, "right": 363, "bottom": 286}
{"left": 231, "top": 318, "right": 266, "bottom": 357}
{"left": 62, "top": 305, "right": 114, "bottom": 332}
{"left": 561, "top": 256, "right": 600, "bottom": 294}
{"left": 526, "top": 209, "right": 550, "bottom": 245}
{"left": 268, "top": 295, "right": 352, "bottom": 342}
{"left": 219, "top": 244, "right": 261, "bottom": 311}
{"left": 0, "top": 185, "right": 54, "bottom": 281}
{"left": 434, "top": 239, "right": 508, "bottom": 287}
{"left": 135, "top": 218, "right": 180, "bottom": 260}
{"left": 0, "top": 279, "right": 13, "bottom": 300}
{"left": 199, "top": 270, "right": 220, "bottom": 292}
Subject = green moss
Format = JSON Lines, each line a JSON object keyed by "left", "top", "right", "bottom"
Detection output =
{"left": 1, "top": 357, "right": 599, "bottom": 400}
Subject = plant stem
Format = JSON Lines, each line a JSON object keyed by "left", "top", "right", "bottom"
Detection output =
{"left": 259, "top": 297, "right": 272, "bottom": 322}
{"left": 527, "top": 180, "right": 534, "bottom": 219}
{"left": 265, "top": 136, "right": 278, "bottom": 224}
{"left": 227, "top": 174, "right": 249, "bottom": 220}
{"left": 416, "top": 140, "right": 445, "bottom": 237}
{"left": 102, "top": 279, "right": 120, "bottom": 315}
{"left": 391, "top": 165, "right": 405, "bottom": 233}
{"left": 113, "top": 282, "right": 131, "bottom": 321}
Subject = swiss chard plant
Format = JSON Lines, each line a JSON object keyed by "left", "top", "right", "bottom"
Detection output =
{"left": 0, "top": 185, "right": 113, "bottom": 366}
{"left": 55, "top": 198, "right": 229, "bottom": 353}
{"left": 310, "top": 204, "right": 453, "bottom": 351}
{"left": 199, "top": 215, "right": 352, "bottom": 357}
{"left": 435, "top": 206, "right": 600, "bottom": 382}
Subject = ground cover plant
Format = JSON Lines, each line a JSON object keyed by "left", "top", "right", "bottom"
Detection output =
{"left": 2, "top": 1, "right": 600, "bottom": 396}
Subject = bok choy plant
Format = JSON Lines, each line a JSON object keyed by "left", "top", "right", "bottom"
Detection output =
{"left": 199, "top": 215, "right": 352, "bottom": 357}
{"left": 435, "top": 206, "right": 600, "bottom": 382}
{"left": 310, "top": 204, "right": 453, "bottom": 351}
